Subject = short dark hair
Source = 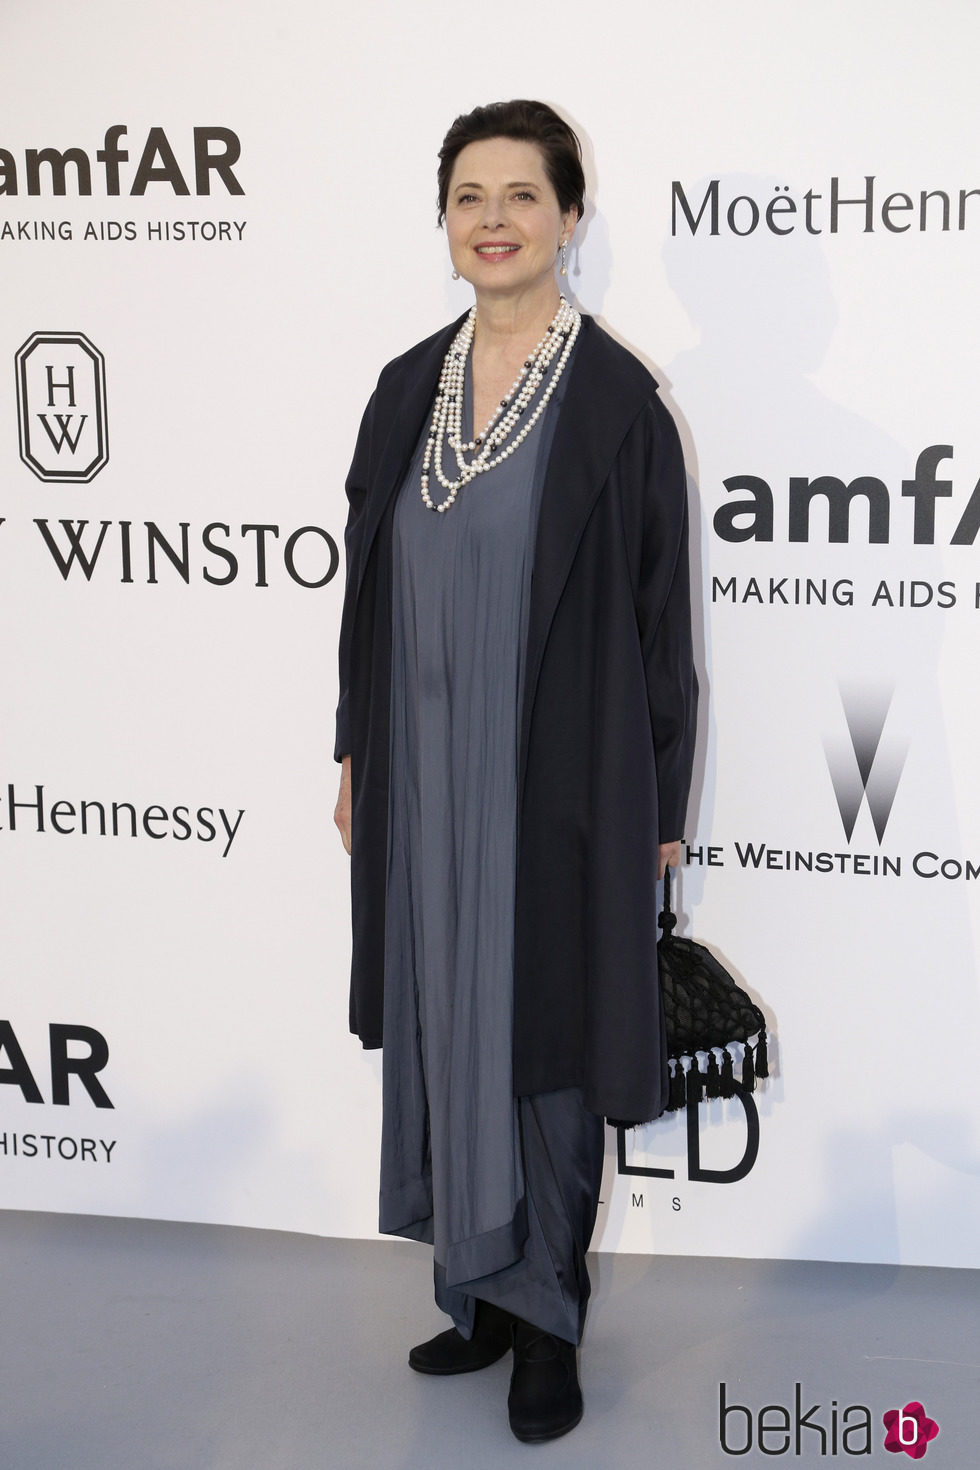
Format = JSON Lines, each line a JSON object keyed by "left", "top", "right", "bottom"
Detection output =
{"left": 437, "top": 99, "right": 585, "bottom": 226}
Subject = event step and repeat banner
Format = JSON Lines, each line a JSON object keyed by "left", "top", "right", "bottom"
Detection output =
{"left": 2, "top": 0, "right": 978, "bottom": 1269}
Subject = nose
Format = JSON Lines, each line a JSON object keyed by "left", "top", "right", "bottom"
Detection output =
{"left": 479, "top": 194, "right": 507, "bottom": 229}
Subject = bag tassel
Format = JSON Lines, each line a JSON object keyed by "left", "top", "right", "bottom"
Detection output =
{"left": 686, "top": 1056, "right": 703, "bottom": 1105}
{"left": 705, "top": 1048, "right": 721, "bottom": 1098}
{"left": 754, "top": 1029, "right": 769, "bottom": 1078}
{"left": 741, "top": 1040, "right": 756, "bottom": 1092}
{"left": 720, "top": 1046, "right": 735, "bottom": 1098}
{"left": 668, "top": 1059, "right": 686, "bottom": 1112}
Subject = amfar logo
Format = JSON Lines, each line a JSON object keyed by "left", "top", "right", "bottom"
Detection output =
{"left": 0, "top": 1020, "right": 112, "bottom": 1108}
{"left": 1, "top": 1019, "right": 116, "bottom": 1165}
{"left": 824, "top": 685, "right": 907, "bottom": 844}
{"left": 0, "top": 126, "right": 243, "bottom": 196}
{"left": 712, "top": 446, "right": 980, "bottom": 546}
{"left": 15, "top": 332, "right": 108, "bottom": 482}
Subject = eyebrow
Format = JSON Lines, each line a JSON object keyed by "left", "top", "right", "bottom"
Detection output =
{"left": 453, "top": 180, "right": 540, "bottom": 191}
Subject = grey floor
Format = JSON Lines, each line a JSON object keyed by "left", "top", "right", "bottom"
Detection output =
{"left": 1, "top": 1211, "right": 975, "bottom": 1468}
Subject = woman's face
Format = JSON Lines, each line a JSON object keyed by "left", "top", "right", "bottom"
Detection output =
{"left": 445, "top": 136, "right": 576, "bottom": 303}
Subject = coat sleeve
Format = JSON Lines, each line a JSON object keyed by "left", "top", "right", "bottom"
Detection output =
{"left": 333, "top": 386, "right": 378, "bottom": 764}
{"left": 631, "top": 394, "right": 699, "bottom": 843}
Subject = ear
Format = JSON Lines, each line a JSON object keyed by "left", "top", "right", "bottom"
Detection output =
{"left": 560, "top": 205, "right": 578, "bottom": 243}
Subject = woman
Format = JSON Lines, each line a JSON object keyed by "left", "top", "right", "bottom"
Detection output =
{"left": 333, "top": 100, "right": 697, "bottom": 1445}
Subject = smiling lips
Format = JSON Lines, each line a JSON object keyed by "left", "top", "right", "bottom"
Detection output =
{"left": 475, "top": 242, "right": 520, "bottom": 258}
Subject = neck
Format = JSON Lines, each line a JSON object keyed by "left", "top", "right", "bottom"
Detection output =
{"left": 472, "top": 282, "right": 564, "bottom": 350}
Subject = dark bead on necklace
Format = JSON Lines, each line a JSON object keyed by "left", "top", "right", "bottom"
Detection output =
{"left": 500, "top": 399, "right": 508, "bottom": 406}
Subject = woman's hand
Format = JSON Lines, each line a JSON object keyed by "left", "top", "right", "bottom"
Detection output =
{"left": 334, "top": 755, "right": 352, "bottom": 855}
{"left": 658, "top": 840, "right": 681, "bottom": 881}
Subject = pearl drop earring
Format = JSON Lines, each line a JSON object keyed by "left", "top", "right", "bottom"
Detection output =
{"left": 559, "top": 240, "right": 568, "bottom": 277}
{"left": 451, "top": 267, "right": 460, "bottom": 280}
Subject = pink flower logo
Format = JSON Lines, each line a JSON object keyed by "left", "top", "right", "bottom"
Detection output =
{"left": 882, "top": 1401, "right": 939, "bottom": 1458}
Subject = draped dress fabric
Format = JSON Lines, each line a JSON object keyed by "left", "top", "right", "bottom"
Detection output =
{"left": 379, "top": 342, "right": 604, "bottom": 1344}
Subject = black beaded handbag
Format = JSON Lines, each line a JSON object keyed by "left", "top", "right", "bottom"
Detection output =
{"left": 657, "top": 869, "right": 769, "bottom": 1111}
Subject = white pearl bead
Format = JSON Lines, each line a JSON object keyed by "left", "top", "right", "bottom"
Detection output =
{"left": 421, "top": 298, "right": 580, "bottom": 510}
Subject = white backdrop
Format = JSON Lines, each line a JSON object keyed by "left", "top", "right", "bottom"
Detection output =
{"left": 2, "top": 0, "right": 979, "bottom": 1269}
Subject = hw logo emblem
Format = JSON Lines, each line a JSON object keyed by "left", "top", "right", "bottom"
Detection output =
{"left": 823, "top": 683, "right": 907, "bottom": 844}
{"left": 15, "top": 331, "right": 109, "bottom": 482}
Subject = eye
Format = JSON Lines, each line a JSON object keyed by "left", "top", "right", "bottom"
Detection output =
{"left": 513, "top": 190, "right": 536, "bottom": 201}
{"left": 455, "top": 193, "right": 479, "bottom": 204}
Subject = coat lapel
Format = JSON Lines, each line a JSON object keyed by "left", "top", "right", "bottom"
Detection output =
{"left": 517, "top": 316, "right": 653, "bottom": 809}
{"left": 352, "top": 316, "right": 465, "bottom": 607}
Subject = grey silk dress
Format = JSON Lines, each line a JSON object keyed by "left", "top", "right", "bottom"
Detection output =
{"left": 379, "top": 343, "right": 605, "bottom": 1345}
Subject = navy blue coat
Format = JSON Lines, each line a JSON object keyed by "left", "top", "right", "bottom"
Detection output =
{"left": 334, "top": 313, "right": 698, "bottom": 1124}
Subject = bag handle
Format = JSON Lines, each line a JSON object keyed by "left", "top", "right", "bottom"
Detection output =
{"left": 659, "top": 866, "right": 677, "bottom": 936}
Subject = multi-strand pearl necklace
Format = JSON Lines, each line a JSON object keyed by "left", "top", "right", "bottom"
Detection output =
{"left": 420, "top": 295, "right": 581, "bottom": 512}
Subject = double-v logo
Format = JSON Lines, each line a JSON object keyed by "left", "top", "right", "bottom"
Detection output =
{"left": 15, "top": 331, "right": 109, "bottom": 482}
{"left": 823, "top": 684, "right": 907, "bottom": 844}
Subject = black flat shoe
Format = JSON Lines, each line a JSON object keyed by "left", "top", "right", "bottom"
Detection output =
{"left": 507, "top": 1319, "right": 583, "bottom": 1443}
{"left": 408, "top": 1299, "right": 514, "bottom": 1375}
